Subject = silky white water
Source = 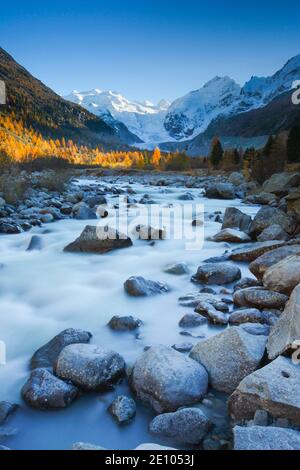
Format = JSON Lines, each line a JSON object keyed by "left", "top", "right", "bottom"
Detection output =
{"left": 0, "top": 177, "right": 259, "bottom": 449}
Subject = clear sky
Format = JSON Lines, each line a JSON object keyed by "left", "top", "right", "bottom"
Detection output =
{"left": 1, "top": 0, "right": 300, "bottom": 103}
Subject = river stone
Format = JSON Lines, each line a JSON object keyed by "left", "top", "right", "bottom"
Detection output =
{"left": 263, "top": 254, "right": 300, "bottom": 295}
{"left": 72, "top": 202, "right": 97, "bottom": 220}
{"left": 192, "top": 263, "right": 241, "bottom": 285}
{"left": 108, "top": 315, "right": 142, "bottom": 331}
{"left": 249, "top": 207, "right": 296, "bottom": 238}
{"left": 228, "top": 172, "right": 245, "bottom": 186}
{"left": 0, "top": 402, "right": 18, "bottom": 425}
{"left": 130, "top": 345, "right": 208, "bottom": 413}
{"left": 221, "top": 207, "right": 252, "bottom": 232}
{"left": 30, "top": 328, "right": 92, "bottom": 369}
{"left": 26, "top": 235, "right": 43, "bottom": 251}
{"left": 55, "top": 344, "right": 126, "bottom": 391}
{"left": 234, "top": 277, "right": 261, "bottom": 291}
{"left": 179, "top": 292, "right": 224, "bottom": 308}
{"left": 229, "top": 240, "right": 285, "bottom": 262}
{"left": 263, "top": 172, "right": 300, "bottom": 195}
{"left": 246, "top": 191, "right": 277, "bottom": 205}
{"left": 229, "top": 308, "right": 272, "bottom": 325}
{"left": 195, "top": 302, "right": 229, "bottom": 325}
{"left": 228, "top": 356, "right": 300, "bottom": 426}
{"left": 249, "top": 245, "right": 300, "bottom": 280}
{"left": 179, "top": 313, "right": 207, "bottom": 328}
{"left": 267, "top": 284, "right": 300, "bottom": 360}
{"left": 64, "top": 225, "right": 133, "bottom": 254}
{"left": 190, "top": 327, "right": 267, "bottom": 394}
{"left": 257, "top": 225, "right": 289, "bottom": 242}
{"left": 205, "top": 183, "right": 235, "bottom": 200}
{"left": 124, "top": 276, "right": 169, "bottom": 297}
{"left": 149, "top": 408, "right": 211, "bottom": 445}
{"left": 108, "top": 395, "right": 136, "bottom": 423}
{"left": 85, "top": 195, "right": 107, "bottom": 208}
{"left": 233, "top": 425, "right": 300, "bottom": 450}
{"left": 21, "top": 368, "right": 79, "bottom": 409}
{"left": 211, "top": 229, "right": 251, "bottom": 243}
{"left": 135, "top": 224, "right": 166, "bottom": 240}
{"left": 172, "top": 343, "right": 194, "bottom": 353}
{"left": 240, "top": 323, "right": 270, "bottom": 336}
{"left": 233, "top": 287, "right": 288, "bottom": 310}
{"left": 164, "top": 263, "right": 189, "bottom": 275}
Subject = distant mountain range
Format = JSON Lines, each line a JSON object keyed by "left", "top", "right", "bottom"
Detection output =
{"left": 65, "top": 54, "right": 300, "bottom": 155}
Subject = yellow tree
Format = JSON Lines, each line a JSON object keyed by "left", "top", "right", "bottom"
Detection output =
{"left": 151, "top": 147, "right": 161, "bottom": 168}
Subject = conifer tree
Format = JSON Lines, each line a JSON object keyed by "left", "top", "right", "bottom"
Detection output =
{"left": 287, "top": 126, "right": 300, "bottom": 163}
{"left": 209, "top": 137, "right": 224, "bottom": 168}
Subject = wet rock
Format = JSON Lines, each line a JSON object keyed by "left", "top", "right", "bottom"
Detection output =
{"left": 211, "top": 228, "right": 251, "bottom": 243}
{"left": 0, "top": 221, "right": 22, "bottom": 234}
{"left": 178, "top": 193, "right": 194, "bottom": 201}
{"left": 179, "top": 313, "right": 207, "bottom": 328}
{"left": 233, "top": 425, "right": 300, "bottom": 450}
{"left": 164, "top": 263, "right": 189, "bottom": 275}
{"left": 40, "top": 213, "right": 54, "bottom": 223}
{"left": 262, "top": 172, "right": 300, "bottom": 196}
{"left": 245, "top": 191, "right": 276, "bottom": 205}
{"left": 179, "top": 292, "right": 226, "bottom": 309}
{"left": 55, "top": 344, "right": 125, "bottom": 391}
{"left": 135, "top": 224, "right": 166, "bottom": 240}
{"left": 21, "top": 368, "right": 79, "bottom": 409}
{"left": 130, "top": 345, "right": 208, "bottom": 413}
{"left": 267, "top": 283, "right": 300, "bottom": 360}
{"left": 229, "top": 240, "right": 285, "bottom": 262}
{"left": 257, "top": 225, "right": 289, "bottom": 242}
{"left": 192, "top": 262, "right": 241, "bottom": 285}
{"left": 64, "top": 225, "right": 133, "bottom": 254}
{"left": 60, "top": 204, "right": 73, "bottom": 215}
{"left": 263, "top": 254, "right": 300, "bottom": 295}
{"left": 234, "top": 277, "right": 261, "bottom": 291}
{"left": 124, "top": 276, "right": 169, "bottom": 297}
{"left": 221, "top": 207, "right": 252, "bottom": 233}
{"left": 205, "top": 183, "right": 235, "bottom": 200}
{"left": 228, "top": 172, "right": 245, "bottom": 186}
{"left": 240, "top": 323, "right": 270, "bottom": 336}
{"left": 30, "top": 328, "right": 92, "bottom": 369}
{"left": 233, "top": 287, "right": 288, "bottom": 310}
{"left": 249, "top": 207, "right": 296, "bottom": 238}
{"left": 190, "top": 327, "right": 267, "bottom": 394}
{"left": 172, "top": 343, "right": 193, "bottom": 353}
{"left": 85, "top": 195, "right": 107, "bottom": 208}
{"left": 108, "top": 395, "right": 136, "bottom": 423}
{"left": 192, "top": 219, "right": 204, "bottom": 227}
{"left": 72, "top": 202, "right": 97, "bottom": 220}
{"left": 26, "top": 235, "right": 43, "bottom": 251}
{"left": 228, "top": 356, "right": 300, "bottom": 426}
{"left": 195, "top": 302, "right": 229, "bottom": 325}
{"left": 108, "top": 315, "right": 142, "bottom": 331}
{"left": 149, "top": 408, "right": 212, "bottom": 445}
{"left": 229, "top": 308, "right": 278, "bottom": 326}
{"left": 0, "top": 402, "right": 18, "bottom": 425}
{"left": 249, "top": 245, "right": 300, "bottom": 280}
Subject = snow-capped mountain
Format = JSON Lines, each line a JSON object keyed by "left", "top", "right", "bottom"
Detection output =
{"left": 64, "top": 89, "right": 171, "bottom": 143}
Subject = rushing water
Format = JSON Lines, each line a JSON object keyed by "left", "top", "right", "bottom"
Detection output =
{"left": 0, "top": 177, "right": 259, "bottom": 450}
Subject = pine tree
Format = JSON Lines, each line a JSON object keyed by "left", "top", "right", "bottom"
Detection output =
{"left": 287, "top": 126, "right": 300, "bottom": 163}
{"left": 209, "top": 137, "right": 224, "bottom": 168}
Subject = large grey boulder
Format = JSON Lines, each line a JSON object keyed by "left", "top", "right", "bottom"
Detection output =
{"left": 124, "top": 276, "right": 169, "bottom": 297}
{"left": 233, "top": 287, "right": 288, "bottom": 310}
{"left": 55, "top": 344, "right": 125, "bottom": 391}
{"left": 267, "top": 283, "right": 300, "bottom": 360}
{"left": 228, "top": 356, "right": 300, "bottom": 426}
{"left": 233, "top": 425, "right": 300, "bottom": 450}
{"left": 263, "top": 172, "right": 300, "bottom": 196}
{"left": 190, "top": 326, "right": 267, "bottom": 393}
{"left": 211, "top": 229, "right": 251, "bottom": 243}
{"left": 108, "top": 395, "right": 136, "bottom": 424}
{"left": 72, "top": 202, "right": 97, "bottom": 220}
{"left": 64, "top": 225, "right": 133, "bottom": 254}
{"left": 245, "top": 191, "right": 277, "bottom": 205}
{"left": 249, "top": 207, "right": 296, "bottom": 238}
{"left": 228, "top": 172, "right": 245, "bottom": 187}
{"left": 229, "top": 240, "right": 285, "bottom": 262}
{"left": 229, "top": 308, "right": 273, "bottom": 326}
{"left": 257, "top": 224, "right": 289, "bottom": 242}
{"left": 249, "top": 245, "right": 300, "bottom": 280}
{"left": 205, "top": 183, "right": 235, "bottom": 200}
{"left": 130, "top": 345, "right": 208, "bottom": 413}
{"left": 192, "top": 263, "right": 241, "bottom": 285}
{"left": 149, "top": 408, "right": 211, "bottom": 445}
{"left": 263, "top": 254, "right": 300, "bottom": 295}
{"left": 21, "top": 368, "right": 79, "bottom": 409}
{"left": 190, "top": 327, "right": 267, "bottom": 394}
{"left": 30, "top": 328, "right": 92, "bottom": 369}
{"left": 221, "top": 207, "right": 252, "bottom": 232}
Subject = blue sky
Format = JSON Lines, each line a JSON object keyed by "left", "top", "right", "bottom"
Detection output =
{"left": 1, "top": 0, "right": 300, "bottom": 103}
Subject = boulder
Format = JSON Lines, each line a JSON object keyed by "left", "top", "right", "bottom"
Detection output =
{"left": 26, "top": 235, "right": 43, "bottom": 251}
{"left": 195, "top": 302, "right": 229, "bottom": 325}
{"left": 179, "top": 313, "right": 207, "bottom": 328}
{"left": 249, "top": 245, "right": 300, "bottom": 280}
{"left": 228, "top": 172, "right": 245, "bottom": 186}
{"left": 178, "top": 193, "right": 194, "bottom": 201}
{"left": 211, "top": 229, "right": 251, "bottom": 243}
{"left": 164, "top": 263, "right": 189, "bottom": 275}
{"left": 21, "top": 368, "right": 79, "bottom": 409}
{"left": 249, "top": 207, "right": 296, "bottom": 238}
{"left": 130, "top": 345, "right": 208, "bottom": 413}
{"left": 229, "top": 308, "right": 276, "bottom": 326}
{"left": 257, "top": 224, "right": 289, "bottom": 242}
{"left": 233, "top": 425, "right": 300, "bottom": 450}
{"left": 267, "top": 283, "right": 300, "bottom": 360}
{"left": 55, "top": 344, "right": 125, "bottom": 391}
{"left": 135, "top": 224, "right": 166, "bottom": 240}
{"left": 72, "top": 202, "right": 97, "bottom": 220}
{"left": 108, "top": 395, "right": 136, "bottom": 423}
{"left": 262, "top": 172, "right": 300, "bottom": 196}
{"left": 124, "top": 276, "right": 169, "bottom": 297}
{"left": 234, "top": 277, "right": 261, "bottom": 291}
{"left": 179, "top": 292, "right": 224, "bottom": 308}
{"left": 149, "top": 408, "right": 211, "bottom": 445}
{"left": 192, "top": 263, "right": 241, "bottom": 285}
{"left": 263, "top": 254, "right": 300, "bottom": 295}
{"left": 30, "top": 328, "right": 92, "bottom": 369}
{"left": 64, "top": 225, "right": 133, "bottom": 254}
{"left": 240, "top": 323, "right": 270, "bottom": 336}
{"left": 286, "top": 190, "right": 300, "bottom": 220}
{"left": 108, "top": 315, "right": 142, "bottom": 331}
{"left": 229, "top": 240, "right": 285, "bottom": 262}
{"left": 0, "top": 402, "right": 18, "bottom": 425}
{"left": 245, "top": 192, "right": 277, "bottom": 205}
{"left": 190, "top": 327, "right": 267, "bottom": 394}
{"left": 228, "top": 356, "right": 300, "bottom": 426}
{"left": 85, "top": 195, "right": 107, "bottom": 208}
{"left": 233, "top": 287, "right": 288, "bottom": 310}
{"left": 221, "top": 207, "right": 252, "bottom": 232}
{"left": 205, "top": 183, "right": 235, "bottom": 200}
